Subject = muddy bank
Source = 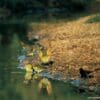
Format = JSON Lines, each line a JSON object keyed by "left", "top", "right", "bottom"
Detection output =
{"left": 18, "top": 15, "right": 100, "bottom": 95}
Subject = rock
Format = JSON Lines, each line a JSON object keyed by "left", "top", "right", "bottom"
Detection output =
{"left": 18, "top": 55, "right": 26, "bottom": 62}
{"left": 89, "top": 86, "right": 95, "bottom": 91}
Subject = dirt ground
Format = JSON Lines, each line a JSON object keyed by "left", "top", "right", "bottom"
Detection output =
{"left": 27, "top": 14, "right": 100, "bottom": 89}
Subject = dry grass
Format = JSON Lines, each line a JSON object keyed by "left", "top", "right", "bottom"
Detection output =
{"left": 29, "top": 14, "right": 100, "bottom": 86}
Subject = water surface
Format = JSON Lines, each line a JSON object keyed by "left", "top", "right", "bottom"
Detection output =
{"left": 0, "top": 34, "right": 89, "bottom": 100}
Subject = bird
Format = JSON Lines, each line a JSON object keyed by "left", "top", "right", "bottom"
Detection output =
{"left": 39, "top": 48, "right": 51, "bottom": 63}
{"left": 25, "top": 64, "right": 33, "bottom": 73}
{"left": 33, "top": 65, "right": 43, "bottom": 73}
{"left": 79, "top": 68, "right": 93, "bottom": 78}
{"left": 27, "top": 52, "right": 34, "bottom": 56}
{"left": 39, "top": 48, "right": 53, "bottom": 66}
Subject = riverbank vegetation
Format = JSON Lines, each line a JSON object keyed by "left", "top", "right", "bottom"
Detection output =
{"left": 0, "top": 0, "right": 100, "bottom": 95}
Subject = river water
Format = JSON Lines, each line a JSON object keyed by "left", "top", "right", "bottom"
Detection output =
{"left": 0, "top": 34, "right": 89, "bottom": 100}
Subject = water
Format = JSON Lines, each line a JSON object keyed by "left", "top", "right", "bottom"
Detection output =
{"left": 0, "top": 34, "right": 89, "bottom": 100}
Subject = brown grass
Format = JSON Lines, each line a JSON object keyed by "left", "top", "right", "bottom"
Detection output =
{"left": 29, "top": 14, "right": 100, "bottom": 86}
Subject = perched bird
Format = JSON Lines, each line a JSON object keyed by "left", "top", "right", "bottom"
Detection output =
{"left": 79, "top": 68, "right": 93, "bottom": 78}
{"left": 24, "top": 63, "right": 33, "bottom": 84}
{"left": 25, "top": 64, "right": 33, "bottom": 73}
{"left": 39, "top": 48, "right": 50, "bottom": 63}
{"left": 33, "top": 65, "right": 43, "bottom": 73}
{"left": 27, "top": 52, "right": 34, "bottom": 56}
{"left": 39, "top": 48, "right": 52, "bottom": 65}
{"left": 38, "top": 78, "right": 52, "bottom": 95}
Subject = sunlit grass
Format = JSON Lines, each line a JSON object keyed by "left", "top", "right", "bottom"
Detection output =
{"left": 29, "top": 14, "right": 100, "bottom": 70}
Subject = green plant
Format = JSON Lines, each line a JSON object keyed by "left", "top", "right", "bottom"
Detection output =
{"left": 87, "top": 14, "right": 100, "bottom": 23}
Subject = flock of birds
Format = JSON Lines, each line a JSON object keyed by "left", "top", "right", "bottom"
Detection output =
{"left": 19, "top": 40, "right": 99, "bottom": 95}
{"left": 20, "top": 41, "right": 53, "bottom": 95}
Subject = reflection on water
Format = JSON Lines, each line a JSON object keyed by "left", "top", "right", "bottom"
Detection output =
{"left": 38, "top": 78, "right": 52, "bottom": 95}
{"left": 0, "top": 34, "right": 88, "bottom": 100}
{"left": 23, "top": 71, "right": 52, "bottom": 95}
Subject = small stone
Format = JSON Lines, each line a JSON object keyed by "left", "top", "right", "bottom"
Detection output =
{"left": 89, "top": 86, "right": 94, "bottom": 91}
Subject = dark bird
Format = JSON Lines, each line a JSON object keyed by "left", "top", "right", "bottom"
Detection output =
{"left": 79, "top": 68, "right": 93, "bottom": 78}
